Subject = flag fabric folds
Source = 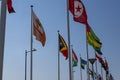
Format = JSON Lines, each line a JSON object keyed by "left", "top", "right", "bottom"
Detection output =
{"left": 95, "top": 53, "right": 106, "bottom": 70}
{"left": 86, "top": 23, "right": 102, "bottom": 55}
{"left": 32, "top": 10, "right": 46, "bottom": 46}
{"left": 69, "top": 0, "right": 87, "bottom": 24}
{"left": 58, "top": 34, "right": 68, "bottom": 59}
{"left": 105, "top": 59, "right": 109, "bottom": 74}
{"left": 72, "top": 49, "right": 78, "bottom": 67}
{"left": 7, "top": 0, "right": 15, "bottom": 13}
{"left": 69, "top": 0, "right": 103, "bottom": 55}
{"left": 81, "top": 58, "right": 87, "bottom": 69}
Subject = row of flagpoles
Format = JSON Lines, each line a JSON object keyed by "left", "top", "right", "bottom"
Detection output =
{"left": 0, "top": 0, "right": 114, "bottom": 80}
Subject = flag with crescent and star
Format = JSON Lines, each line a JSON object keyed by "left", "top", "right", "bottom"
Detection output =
{"left": 69, "top": 0, "right": 87, "bottom": 24}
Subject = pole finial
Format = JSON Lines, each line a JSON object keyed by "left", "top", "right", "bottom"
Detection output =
{"left": 57, "top": 30, "right": 60, "bottom": 33}
{"left": 31, "top": 5, "right": 33, "bottom": 8}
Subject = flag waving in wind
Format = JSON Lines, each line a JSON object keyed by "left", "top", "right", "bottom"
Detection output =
{"left": 86, "top": 23, "right": 102, "bottom": 55}
{"left": 7, "top": 0, "right": 15, "bottom": 13}
{"left": 69, "top": 0, "right": 87, "bottom": 24}
{"left": 58, "top": 34, "right": 68, "bottom": 59}
{"left": 81, "top": 58, "right": 87, "bottom": 69}
{"left": 32, "top": 10, "right": 46, "bottom": 46}
{"left": 72, "top": 49, "right": 78, "bottom": 67}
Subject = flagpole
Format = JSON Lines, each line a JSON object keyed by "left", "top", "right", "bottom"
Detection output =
{"left": 0, "top": 0, "right": 7, "bottom": 80}
{"left": 79, "top": 55, "right": 83, "bottom": 80}
{"left": 57, "top": 30, "right": 60, "bottom": 80}
{"left": 30, "top": 5, "right": 33, "bottom": 80}
{"left": 71, "top": 45, "right": 74, "bottom": 80}
{"left": 25, "top": 50, "right": 27, "bottom": 80}
{"left": 94, "top": 51, "right": 98, "bottom": 80}
{"left": 85, "top": 26, "right": 90, "bottom": 80}
{"left": 66, "top": 0, "right": 72, "bottom": 80}
{"left": 101, "top": 64, "right": 103, "bottom": 80}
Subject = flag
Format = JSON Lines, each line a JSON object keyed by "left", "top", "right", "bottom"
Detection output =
{"left": 109, "top": 74, "right": 114, "bottom": 80}
{"left": 7, "top": 0, "right": 15, "bottom": 13}
{"left": 69, "top": 0, "right": 87, "bottom": 24}
{"left": 105, "top": 59, "right": 109, "bottom": 74}
{"left": 88, "top": 68, "right": 93, "bottom": 77}
{"left": 72, "top": 49, "right": 78, "bottom": 67}
{"left": 95, "top": 53, "right": 103, "bottom": 63}
{"left": 32, "top": 10, "right": 46, "bottom": 46}
{"left": 105, "top": 59, "right": 109, "bottom": 71}
{"left": 81, "top": 58, "right": 87, "bottom": 69}
{"left": 95, "top": 53, "right": 106, "bottom": 70}
{"left": 58, "top": 34, "right": 68, "bottom": 59}
{"left": 86, "top": 23, "right": 102, "bottom": 55}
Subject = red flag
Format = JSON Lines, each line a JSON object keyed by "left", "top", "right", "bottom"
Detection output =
{"left": 7, "top": 0, "right": 15, "bottom": 13}
{"left": 105, "top": 59, "right": 109, "bottom": 71}
{"left": 69, "top": 0, "right": 87, "bottom": 24}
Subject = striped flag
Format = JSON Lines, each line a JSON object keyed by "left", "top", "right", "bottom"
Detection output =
{"left": 86, "top": 23, "right": 102, "bottom": 55}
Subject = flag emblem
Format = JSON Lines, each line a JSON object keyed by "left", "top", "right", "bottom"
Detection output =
{"left": 74, "top": 1, "right": 83, "bottom": 18}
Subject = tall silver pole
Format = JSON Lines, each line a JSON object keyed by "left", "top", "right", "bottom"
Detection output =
{"left": 30, "top": 5, "right": 33, "bottom": 80}
{"left": 101, "top": 64, "right": 103, "bottom": 80}
{"left": 25, "top": 50, "right": 27, "bottom": 80}
{"left": 85, "top": 26, "right": 90, "bottom": 80}
{"left": 57, "top": 31, "right": 60, "bottom": 80}
{"left": 0, "top": 0, "right": 7, "bottom": 80}
{"left": 80, "top": 56, "right": 83, "bottom": 80}
{"left": 94, "top": 51, "right": 98, "bottom": 80}
{"left": 66, "top": 0, "right": 72, "bottom": 80}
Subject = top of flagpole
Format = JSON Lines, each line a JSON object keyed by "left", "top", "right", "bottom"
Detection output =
{"left": 31, "top": 5, "right": 33, "bottom": 8}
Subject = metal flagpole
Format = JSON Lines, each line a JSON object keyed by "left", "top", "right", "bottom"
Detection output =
{"left": 85, "top": 26, "right": 90, "bottom": 80}
{"left": 89, "top": 58, "right": 96, "bottom": 80}
{"left": 0, "top": 0, "right": 7, "bottom": 80}
{"left": 94, "top": 51, "right": 98, "bottom": 80}
{"left": 66, "top": 0, "right": 72, "bottom": 80}
{"left": 101, "top": 64, "right": 103, "bottom": 80}
{"left": 30, "top": 5, "right": 33, "bottom": 80}
{"left": 57, "top": 30, "right": 60, "bottom": 80}
{"left": 25, "top": 50, "right": 27, "bottom": 80}
{"left": 80, "top": 56, "right": 83, "bottom": 80}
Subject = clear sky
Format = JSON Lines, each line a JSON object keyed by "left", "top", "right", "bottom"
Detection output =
{"left": 1, "top": 0, "right": 120, "bottom": 80}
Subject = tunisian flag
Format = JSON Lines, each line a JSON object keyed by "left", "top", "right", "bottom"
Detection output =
{"left": 7, "top": 0, "right": 15, "bottom": 13}
{"left": 69, "top": 0, "right": 87, "bottom": 24}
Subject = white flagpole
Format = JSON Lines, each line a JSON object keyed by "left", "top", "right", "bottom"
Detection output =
{"left": 30, "top": 5, "right": 33, "bottom": 80}
{"left": 57, "top": 30, "right": 60, "bottom": 80}
{"left": 85, "top": 26, "right": 90, "bottom": 80}
{"left": 0, "top": 0, "right": 7, "bottom": 80}
{"left": 66, "top": 0, "right": 72, "bottom": 80}
{"left": 79, "top": 55, "right": 83, "bottom": 80}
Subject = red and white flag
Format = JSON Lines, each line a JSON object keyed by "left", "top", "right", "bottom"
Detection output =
{"left": 69, "top": 0, "right": 88, "bottom": 24}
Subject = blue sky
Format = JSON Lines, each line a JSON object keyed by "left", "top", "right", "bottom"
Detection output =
{"left": 1, "top": 0, "right": 120, "bottom": 80}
